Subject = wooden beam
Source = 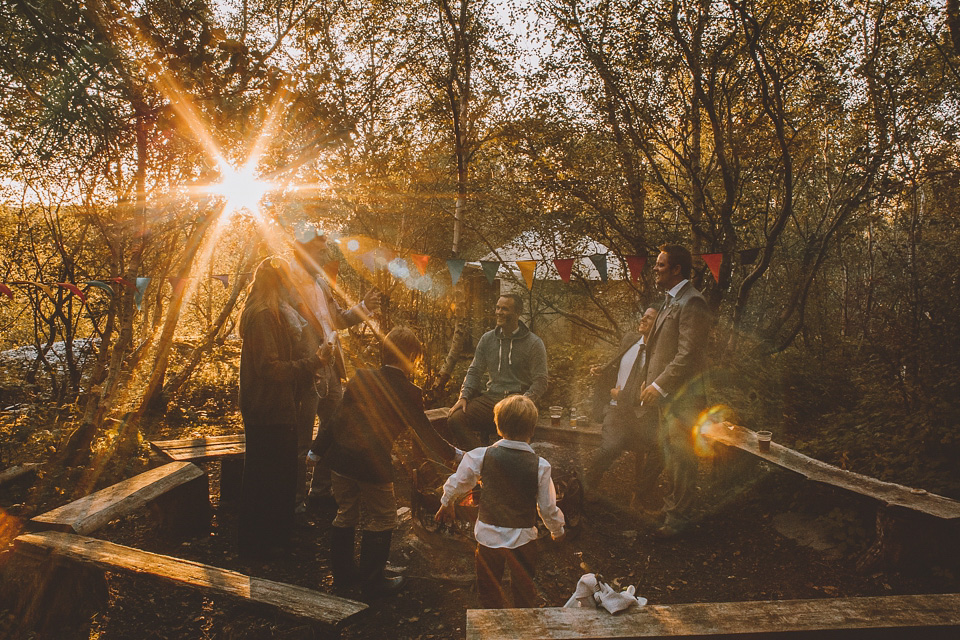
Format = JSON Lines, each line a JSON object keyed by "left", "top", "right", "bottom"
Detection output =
{"left": 701, "top": 423, "right": 960, "bottom": 521}
{"left": 0, "top": 462, "right": 40, "bottom": 486}
{"left": 150, "top": 434, "right": 246, "bottom": 461}
{"left": 466, "top": 594, "right": 960, "bottom": 639}
{"left": 14, "top": 531, "right": 367, "bottom": 626}
{"left": 30, "top": 461, "right": 206, "bottom": 535}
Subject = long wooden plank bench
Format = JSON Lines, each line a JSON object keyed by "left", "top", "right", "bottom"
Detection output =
{"left": 9, "top": 530, "right": 367, "bottom": 631}
{"left": 701, "top": 422, "right": 960, "bottom": 569}
{"left": 466, "top": 594, "right": 960, "bottom": 639}
{"left": 30, "top": 460, "right": 210, "bottom": 536}
{"left": 150, "top": 435, "right": 246, "bottom": 502}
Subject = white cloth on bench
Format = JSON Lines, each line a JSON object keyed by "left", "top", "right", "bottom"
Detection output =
{"left": 563, "top": 573, "right": 647, "bottom": 613}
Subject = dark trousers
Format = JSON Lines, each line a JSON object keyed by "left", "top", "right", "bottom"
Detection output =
{"left": 447, "top": 394, "right": 501, "bottom": 450}
{"left": 586, "top": 404, "right": 662, "bottom": 499}
{"left": 659, "top": 397, "right": 704, "bottom": 526}
{"left": 238, "top": 421, "right": 297, "bottom": 556}
{"left": 296, "top": 372, "right": 344, "bottom": 500}
{"left": 475, "top": 541, "right": 539, "bottom": 609}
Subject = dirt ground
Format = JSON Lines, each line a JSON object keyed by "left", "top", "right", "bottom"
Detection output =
{"left": 1, "top": 420, "right": 958, "bottom": 639}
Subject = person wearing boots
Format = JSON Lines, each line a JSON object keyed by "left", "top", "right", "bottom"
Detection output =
{"left": 436, "top": 395, "right": 565, "bottom": 609}
{"left": 307, "top": 326, "right": 461, "bottom": 598}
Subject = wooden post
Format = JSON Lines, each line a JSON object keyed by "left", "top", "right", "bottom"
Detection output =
{"left": 151, "top": 471, "right": 211, "bottom": 537}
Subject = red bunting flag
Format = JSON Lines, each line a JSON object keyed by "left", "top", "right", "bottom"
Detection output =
{"left": 553, "top": 258, "right": 574, "bottom": 283}
{"left": 107, "top": 277, "right": 135, "bottom": 288}
{"left": 625, "top": 256, "right": 647, "bottom": 282}
{"left": 515, "top": 260, "right": 537, "bottom": 290}
{"left": 323, "top": 260, "right": 340, "bottom": 285}
{"left": 0, "top": 283, "right": 12, "bottom": 300}
{"left": 56, "top": 282, "right": 87, "bottom": 303}
{"left": 410, "top": 253, "right": 430, "bottom": 276}
{"left": 701, "top": 253, "right": 723, "bottom": 282}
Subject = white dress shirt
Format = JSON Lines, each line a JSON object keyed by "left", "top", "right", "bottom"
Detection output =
{"left": 440, "top": 439, "right": 565, "bottom": 548}
{"left": 611, "top": 336, "right": 645, "bottom": 406}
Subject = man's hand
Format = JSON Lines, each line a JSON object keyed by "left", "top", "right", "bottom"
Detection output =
{"left": 435, "top": 503, "right": 456, "bottom": 525}
{"left": 609, "top": 386, "right": 620, "bottom": 401}
{"left": 363, "top": 288, "right": 382, "bottom": 314}
{"left": 638, "top": 384, "right": 661, "bottom": 405}
{"left": 451, "top": 397, "right": 467, "bottom": 414}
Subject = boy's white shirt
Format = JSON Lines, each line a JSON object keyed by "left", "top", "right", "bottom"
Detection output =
{"left": 440, "top": 439, "right": 565, "bottom": 548}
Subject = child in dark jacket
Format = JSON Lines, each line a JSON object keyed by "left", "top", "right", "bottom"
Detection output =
{"left": 436, "top": 395, "right": 565, "bottom": 608}
{"left": 308, "top": 326, "right": 461, "bottom": 598}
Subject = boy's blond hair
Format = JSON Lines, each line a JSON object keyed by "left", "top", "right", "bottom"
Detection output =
{"left": 494, "top": 395, "right": 538, "bottom": 442}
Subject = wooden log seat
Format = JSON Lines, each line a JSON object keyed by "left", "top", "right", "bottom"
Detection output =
{"left": 466, "top": 593, "right": 960, "bottom": 639}
{"left": 8, "top": 531, "right": 367, "bottom": 633}
{"left": 150, "top": 434, "right": 246, "bottom": 502}
{"left": 29, "top": 461, "right": 210, "bottom": 536}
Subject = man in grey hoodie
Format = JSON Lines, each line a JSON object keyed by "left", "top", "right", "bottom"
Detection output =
{"left": 447, "top": 293, "right": 548, "bottom": 450}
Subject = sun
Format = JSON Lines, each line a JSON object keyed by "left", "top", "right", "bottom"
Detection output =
{"left": 208, "top": 161, "right": 276, "bottom": 217}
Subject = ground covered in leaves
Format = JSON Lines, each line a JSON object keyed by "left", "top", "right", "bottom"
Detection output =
{"left": 1, "top": 414, "right": 958, "bottom": 639}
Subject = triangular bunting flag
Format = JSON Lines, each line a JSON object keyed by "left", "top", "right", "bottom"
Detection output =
{"left": 740, "top": 248, "right": 760, "bottom": 265}
{"left": 625, "top": 255, "right": 647, "bottom": 282}
{"left": 212, "top": 274, "right": 230, "bottom": 289}
{"left": 135, "top": 277, "right": 151, "bottom": 310}
{"left": 13, "top": 281, "right": 54, "bottom": 298}
{"left": 447, "top": 259, "right": 466, "bottom": 285}
{"left": 480, "top": 260, "right": 500, "bottom": 284}
{"left": 515, "top": 260, "right": 537, "bottom": 290}
{"left": 56, "top": 282, "right": 87, "bottom": 303}
{"left": 553, "top": 259, "right": 574, "bottom": 283}
{"left": 323, "top": 260, "right": 339, "bottom": 285}
{"left": 410, "top": 253, "right": 430, "bottom": 276}
{"left": 588, "top": 254, "right": 608, "bottom": 282}
{"left": 701, "top": 253, "right": 723, "bottom": 282}
{"left": 84, "top": 280, "right": 115, "bottom": 296}
{"left": 0, "top": 283, "right": 13, "bottom": 300}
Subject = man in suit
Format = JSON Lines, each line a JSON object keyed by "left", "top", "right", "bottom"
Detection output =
{"left": 291, "top": 227, "right": 380, "bottom": 510}
{"left": 638, "top": 244, "right": 711, "bottom": 539}
{"left": 307, "top": 327, "right": 461, "bottom": 598}
{"left": 584, "top": 306, "right": 659, "bottom": 501}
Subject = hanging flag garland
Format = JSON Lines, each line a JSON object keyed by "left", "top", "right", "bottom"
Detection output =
{"left": 56, "top": 282, "right": 87, "bottom": 303}
{"left": 211, "top": 274, "right": 230, "bottom": 289}
{"left": 588, "top": 254, "right": 608, "bottom": 283}
{"left": 84, "top": 280, "right": 115, "bottom": 296}
{"left": 553, "top": 258, "right": 574, "bottom": 283}
{"left": 701, "top": 253, "right": 723, "bottom": 282}
{"left": 515, "top": 260, "right": 537, "bottom": 290}
{"left": 446, "top": 259, "right": 466, "bottom": 285}
{"left": 480, "top": 260, "right": 500, "bottom": 284}
{"left": 0, "top": 283, "right": 13, "bottom": 300}
{"left": 624, "top": 256, "right": 646, "bottom": 282}
{"left": 410, "top": 253, "right": 430, "bottom": 276}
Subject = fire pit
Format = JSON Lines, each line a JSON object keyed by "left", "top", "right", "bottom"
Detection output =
{"left": 411, "top": 460, "right": 583, "bottom": 537}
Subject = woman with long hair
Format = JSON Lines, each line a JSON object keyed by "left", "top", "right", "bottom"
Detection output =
{"left": 238, "top": 257, "right": 327, "bottom": 559}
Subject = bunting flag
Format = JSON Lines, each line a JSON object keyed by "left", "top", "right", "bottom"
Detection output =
{"left": 56, "top": 282, "right": 87, "bottom": 303}
{"left": 84, "top": 280, "right": 115, "bottom": 296}
{"left": 410, "top": 253, "right": 430, "bottom": 276}
{"left": 446, "top": 259, "right": 466, "bottom": 285}
{"left": 0, "top": 283, "right": 12, "bottom": 300}
{"left": 625, "top": 255, "right": 647, "bottom": 282}
{"left": 702, "top": 253, "right": 723, "bottom": 282}
{"left": 11, "top": 281, "right": 54, "bottom": 298}
{"left": 211, "top": 274, "right": 230, "bottom": 289}
{"left": 740, "top": 248, "right": 760, "bottom": 265}
{"left": 107, "top": 277, "right": 135, "bottom": 289}
{"left": 588, "top": 254, "right": 608, "bottom": 282}
{"left": 135, "top": 277, "right": 151, "bottom": 309}
{"left": 515, "top": 260, "right": 537, "bottom": 290}
{"left": 168, "top": 277, "right": 188, "bottom": 292}
{"left": 322, "top": 260, "right": 339, "bottom": 285}
{"left": 553, "top": 258, "right": 574, "bottom": 283}
{"left": 480, "top": 260, "right": 500, "bottom": 284}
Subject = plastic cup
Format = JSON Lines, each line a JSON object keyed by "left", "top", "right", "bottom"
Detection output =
{"left": 756, "top": 430, "right": 772, "bottom": 453}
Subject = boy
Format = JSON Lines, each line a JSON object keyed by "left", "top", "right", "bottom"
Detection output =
{"left": 308, "top": 326, "right": 462, "bottom": 598}
{"left": 436, "top": 395, "right": 565, "bottom": 609}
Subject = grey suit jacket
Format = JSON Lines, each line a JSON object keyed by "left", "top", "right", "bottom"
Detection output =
{"left": 591, "top": 331, "right": 645, "bottom": 423}
{"left": 642, "top": 281, "right": 711, "bottom": 421}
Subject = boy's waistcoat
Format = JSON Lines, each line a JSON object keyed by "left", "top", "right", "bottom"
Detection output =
{"left": 478, "top": 446, "right": 539, "bottom": 528}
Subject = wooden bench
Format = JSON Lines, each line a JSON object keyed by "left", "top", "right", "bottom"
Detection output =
{"left": 151, "top": 434, "right": 246, "bottom": 502}
{"left": 30, "top": 461, "right": 210, "bottom": 536}
{"left": 701, "top": 422, "right": 960, "bottom": 569}
{"left": 0, "top": 462, "right": 40, "bottom": 487}
{"left": 466, "top": 594, "right": 960, "bottom": 639}
{"left": 8, "top": 530, "right": 367, "bottom": 633}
